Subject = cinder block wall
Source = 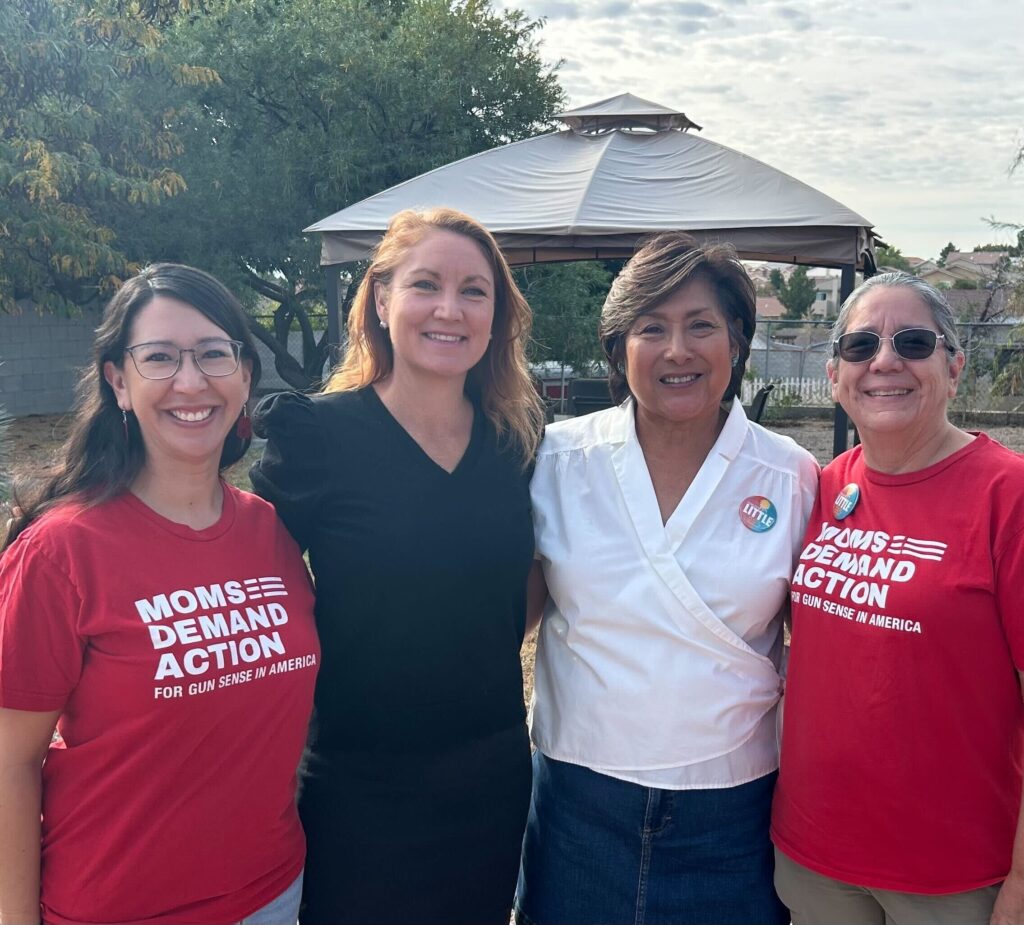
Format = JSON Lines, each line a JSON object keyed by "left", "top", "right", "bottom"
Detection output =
{"left": 0, "top": 308, "right": 99, "bottom": 416}
{"left": 0, "top": 307, "right": 319, "bottom": 417}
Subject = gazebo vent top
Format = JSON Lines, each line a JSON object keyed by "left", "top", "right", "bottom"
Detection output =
{"left": 556, "top": 92, "right": 702, "bottom": 134}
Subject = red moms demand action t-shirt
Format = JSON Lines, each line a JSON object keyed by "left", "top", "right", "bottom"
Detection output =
{"left": 0, "top": 485, "right": 319, "bottom": 924}
{"left": 772, "top": 436, "right": 1024, "bottom": 893}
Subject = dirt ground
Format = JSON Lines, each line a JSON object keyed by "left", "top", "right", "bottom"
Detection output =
{"left": 7, "top": 412, "right": 1024, "bottom": 705}
{"left": 773, "top": 419, "right": 1024, "bottom": 460}
{"left": 5, "top": 413, "right": 72, "bottom": 474}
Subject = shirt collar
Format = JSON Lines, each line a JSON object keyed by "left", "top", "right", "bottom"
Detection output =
{"left": 715, "top": 397, "right": 749, "bottom": 461}
{"left": 619, "top": 396, "right": 749, "bottom": 460}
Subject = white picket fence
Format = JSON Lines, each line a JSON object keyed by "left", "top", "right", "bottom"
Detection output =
{"left": 741, "top": 376, "right": 833, "bottom": 407}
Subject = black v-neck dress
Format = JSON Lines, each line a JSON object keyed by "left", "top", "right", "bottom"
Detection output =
{"left": 251, "top": 387, "right": 534, "bottom": 925}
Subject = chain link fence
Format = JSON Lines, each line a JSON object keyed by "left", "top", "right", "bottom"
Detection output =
{"left": 745, "top": 319, "right": 1024, "bottom": 412}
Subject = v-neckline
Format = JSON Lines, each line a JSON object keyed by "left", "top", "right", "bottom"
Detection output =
{"left": 362, "top": 386, "right": 483, "bottom": 477}
{"left": 613, "top": 398, "right": 740, "bottom": 552}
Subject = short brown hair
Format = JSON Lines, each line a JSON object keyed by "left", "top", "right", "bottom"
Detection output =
{"left": 600, "top": 233, "right": 756, "bottom": 404}
{"left": 324, "top": 208, "right": 544, "bottom": 464}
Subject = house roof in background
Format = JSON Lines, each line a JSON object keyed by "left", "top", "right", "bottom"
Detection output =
{"left": 944, "top": 287, "right": 1009, "bottom": 318}
{"left": 945, "top": 251, "right": 1008, "bottom": 267}
{"left": 756, "top": 296, "right": 785, "bottom": 318}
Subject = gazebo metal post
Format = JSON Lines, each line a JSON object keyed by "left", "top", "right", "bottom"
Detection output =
{"left": 831, "top": 263, "right": 857, "bottom": 457}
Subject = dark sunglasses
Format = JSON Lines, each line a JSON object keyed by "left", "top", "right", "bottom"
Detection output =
{"left": 832, "top": 328, "right": 948, "bottom": 363}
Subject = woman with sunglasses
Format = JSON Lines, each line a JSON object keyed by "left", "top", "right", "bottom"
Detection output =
{"left": 0, "top": 264, "right": 318, "bottom": 925}
{"left": 772, "top": 271, "right": 1024, "bottom": 925}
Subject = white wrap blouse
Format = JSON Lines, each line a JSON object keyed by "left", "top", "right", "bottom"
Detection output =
{"left": 530, "top": 398, "right": 818, "bottom": 787}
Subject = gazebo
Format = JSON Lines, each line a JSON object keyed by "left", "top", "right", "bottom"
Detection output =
{"left": 305, "top": 93, "right": 878, "bottom": 451}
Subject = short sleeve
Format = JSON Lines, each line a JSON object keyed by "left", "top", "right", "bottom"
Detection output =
{"left": 0, "top": 537, "right": 85, "bottom": 711}
{"left": 795, "top": 448, "right": 821, "bottom": 540}
{"left": 995, "top": 521, "right": 1024, "bottom": 671}
{"left": 250, "top": 390, "right": 327, "bottom": 551}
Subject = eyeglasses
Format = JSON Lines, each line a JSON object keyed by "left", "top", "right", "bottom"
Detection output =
{"left": 832, "top": 328, "right": 948, "bottom": 363}
{"left": 125, "top": 339, "right": 243, "bottom": 380}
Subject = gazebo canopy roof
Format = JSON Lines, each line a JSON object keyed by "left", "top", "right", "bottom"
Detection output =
{"left": 306, "top": 93, "right": 875, "bottom": 269}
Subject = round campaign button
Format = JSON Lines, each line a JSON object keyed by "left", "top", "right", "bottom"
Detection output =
{"left": 833, "top": 483, "right": 860, "bottom": 520}
{"left": 739, "top": 496, "right": 778, "bottom": 533}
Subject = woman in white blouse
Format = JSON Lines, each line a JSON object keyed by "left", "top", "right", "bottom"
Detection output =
{"left": 515, "top": 233, "right": 818, "bottom": 925}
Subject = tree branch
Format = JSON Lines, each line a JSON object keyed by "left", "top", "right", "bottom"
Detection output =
{"left": 246, "top": 317, "right": 311, "bottom": 389}
{"left": 237, "top": 262, "right": 288, "bottom": 302}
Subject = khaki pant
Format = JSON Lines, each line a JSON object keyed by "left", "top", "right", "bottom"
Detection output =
{"left": 774, "top": 847, "right": 1001, "bottom": 925}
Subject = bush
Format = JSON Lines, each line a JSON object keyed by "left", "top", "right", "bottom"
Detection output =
{"left": 760, "top": 384, "right": 804, "bottom": 422}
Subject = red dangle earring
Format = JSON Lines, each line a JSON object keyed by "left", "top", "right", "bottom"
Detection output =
{"left": 236, "top": 401, "right": 253, "bottom": 439}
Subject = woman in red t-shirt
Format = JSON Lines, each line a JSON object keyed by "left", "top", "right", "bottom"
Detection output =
{"left": 0, "top": 264, "right": 318, "bottom": 925}
{"left": 772, "top": 271, "right": 1024, "bottom": 925}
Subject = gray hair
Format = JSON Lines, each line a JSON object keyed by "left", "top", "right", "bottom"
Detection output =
{"left": 600, "top": 232, "right": 756, "bottom": 404}
{"left": 832, "top": 271, "right": 963, "bottom": 357}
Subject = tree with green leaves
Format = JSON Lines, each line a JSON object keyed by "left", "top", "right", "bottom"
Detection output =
{"left": 520, "top": 262, "right": 612, "bottom": 376}
{"left": 983, "top": 238, "right": 1024, "bottom": 395}
{"left": 769, "top": 266, "right": 816, "bottom": 320}
{"left": 875, "top": 244, "right": 912, "bottom": 273}
{"left": 0, "top": 0, "right": 216, "bottom": 313}
{"left": 991, "top": 314, "right": 1024, "bottom": 397}
{"left": 938, "top": 242, "right": 957, "bottom": 266}
{"left": 986, "top": 138, "right": 1024, "bottom": 397}
{"left": 137, "top": 0, "right": 564, "bottom": 387}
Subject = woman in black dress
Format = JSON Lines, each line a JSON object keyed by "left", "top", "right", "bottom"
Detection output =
{"left": 251, "top": 208, "right": 545, "bottom": 925}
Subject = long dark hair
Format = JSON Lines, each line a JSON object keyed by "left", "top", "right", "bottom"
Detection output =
{"left": 3, "top": 264, "right": 261, "bottom": 551}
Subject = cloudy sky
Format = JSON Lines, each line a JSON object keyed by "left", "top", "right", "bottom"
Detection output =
{"left": 497, "top": 0, "right": 1024, "bottom": 261}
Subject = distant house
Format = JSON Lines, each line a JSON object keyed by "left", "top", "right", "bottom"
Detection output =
{"left": 745, "top": 261, "right": 788, "bottom": 289}
{"left": 749, "top": 263, "right": 841, "bottom": 319}
{"left": 876, "top": 257, "right": 948, "bottom": 280}
{"left": 770, "top": 328, "right": 798, "bottom": 345}
{"left": 806, "top": 267, "right": 841, "bottom": 317}
{"left": 917, "top": 264, "right": 961, "bottom": 288}
{"left": 755, "top": 296, "right": 785, "bottom": 319}
{"left": 747, "top": 330, "right": 830, "bottom": 380}
{"left": 945, "top": 251, "right": 1008, "bottom": 272}
{"left": 944, "top": 286, "right": 1009, "bottom": 320}
{"left": 920, "top": 250, "right": 1011, "bottom": 288}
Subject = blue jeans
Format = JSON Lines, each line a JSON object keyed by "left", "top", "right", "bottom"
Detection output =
{"left": 236, "top": 873, "right": 303, "bottom": 925}
{"left": 515, "top": 753, "right": 787, "bottom": 925}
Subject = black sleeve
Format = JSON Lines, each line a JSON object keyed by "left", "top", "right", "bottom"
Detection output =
{"left": 250, "top": 391, "right": 325, "bottom": 551}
